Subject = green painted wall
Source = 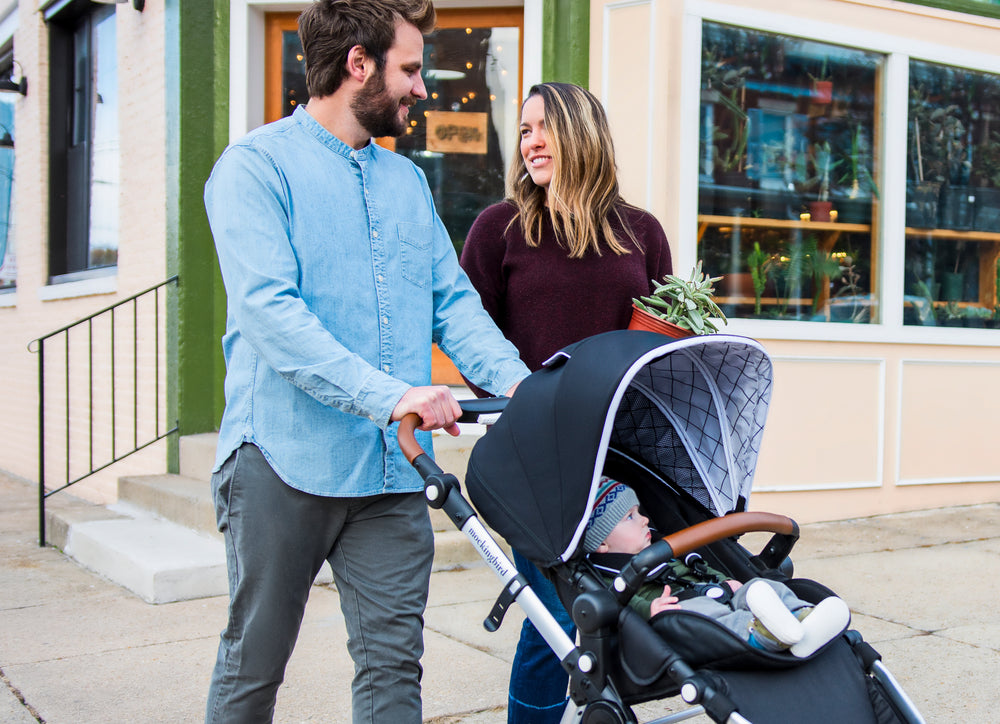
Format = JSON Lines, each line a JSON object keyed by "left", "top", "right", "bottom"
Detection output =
{"left": 906, "top": 0, "right": 1000, "bottom": 20}
{"left": 542, "top": 0, "right": 590, "bottom": 86}
{"left": 166, "top": 0, "right": 229, "bottom": 470}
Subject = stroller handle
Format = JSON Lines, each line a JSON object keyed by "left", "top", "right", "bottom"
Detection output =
{"left": 398, "top": 413, "right": 424, "bottom": 465}
{"left": 398, "top": 397, "right": 511, "bottom": 465}
{"left": 661, "top": 512, "right": 799, "bottom": 558}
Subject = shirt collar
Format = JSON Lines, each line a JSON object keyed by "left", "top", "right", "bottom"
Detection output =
{"left": 293, "top": 105, "right": 375, "bottom": 161}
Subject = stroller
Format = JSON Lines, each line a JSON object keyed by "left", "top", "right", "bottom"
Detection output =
{"left": 399, "top": 330, "right": 924, "bottom": 724}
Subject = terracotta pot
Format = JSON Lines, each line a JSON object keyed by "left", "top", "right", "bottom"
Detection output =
{"left": 807, "top": 200, "right": 834, "bottom": 222}
{"left": 811, "top": 80, "right": 833, "bottom": 104}
{"left": 627, "top": 304, "right": 695, "bottom": 338}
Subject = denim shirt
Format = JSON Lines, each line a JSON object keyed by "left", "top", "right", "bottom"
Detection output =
{"left": 205, "top": 106, "right": 528, "bottom": 496}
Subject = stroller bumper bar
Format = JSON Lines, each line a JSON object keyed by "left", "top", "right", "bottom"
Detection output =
{"left": 612, "top": 513, "right": 800, "bottom": 607}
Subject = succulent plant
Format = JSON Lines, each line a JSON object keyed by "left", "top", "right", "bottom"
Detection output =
{"left": 633, "top": 261, "right": 728, "bottom": 334}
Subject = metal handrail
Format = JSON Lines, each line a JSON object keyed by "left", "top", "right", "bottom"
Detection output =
{"left": 28, "top": 275, "right": 180, "bottom": 546}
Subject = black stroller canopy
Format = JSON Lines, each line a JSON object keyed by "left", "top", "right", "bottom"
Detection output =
{"left": 465, "top": 331, "right": 773, "bottom": 567}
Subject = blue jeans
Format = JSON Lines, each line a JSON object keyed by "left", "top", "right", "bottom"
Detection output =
{"left": 205, "top": 443, "right": 434, "bottom": 724}
{"left": 508, "top": 549, "right": 576, "bottom": 724}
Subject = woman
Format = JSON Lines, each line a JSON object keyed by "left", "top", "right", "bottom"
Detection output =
{"left": 460, "top": 82, "right": 673, "bottom": 724}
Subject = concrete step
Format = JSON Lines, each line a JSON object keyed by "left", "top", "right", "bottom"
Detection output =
{"left": 117, "top": 473, "right": 219, "bottom": 539}
{"left": 179, "top": 432, "right": 219, "bottom": 483}
{"left": 47, "top": 424, "right": 503, "bottom": 604}
{"left": 62, "top": 515, "right": 228, "bottom": 604}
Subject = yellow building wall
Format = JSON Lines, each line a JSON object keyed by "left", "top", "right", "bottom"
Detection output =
{"left": 592, "top": 0, "right": 1000, "bottom": 522}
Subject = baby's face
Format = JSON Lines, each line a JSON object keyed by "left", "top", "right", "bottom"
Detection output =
{"left": 601, "top": 505, "right": 651, "bottom": 555}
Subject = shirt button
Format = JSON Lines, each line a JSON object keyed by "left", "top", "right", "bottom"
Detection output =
{"left": 382, "top": 316, "right": 389, "bottom": 325}
{"left": 377, "top": 275, "right": 384, "bottom": 283}
{"left": 372, "top": 230, "right": 379, "bottom": 238}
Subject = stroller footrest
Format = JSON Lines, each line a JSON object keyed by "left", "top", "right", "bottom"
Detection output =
{"left": 484, "top": 573, "right": 529, "bottom": 632}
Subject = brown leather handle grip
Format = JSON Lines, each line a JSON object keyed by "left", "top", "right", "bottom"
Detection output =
{"left": 662, "top": 511, "right": 797, "bottom": 558}
{"left": 398, "top": 412, "right": 425, "bottom": 464}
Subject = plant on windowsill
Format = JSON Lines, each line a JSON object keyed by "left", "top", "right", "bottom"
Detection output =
{"left": 804, "top": 141, "right": 838, "bottom": 222}
{"left": 836, "top": 124, "right": 880, "bottom": 224}
{"left": 629, "top": 261, "right": 728, "bottom": 337}
{"left": 702, "top": 52, "right": 752, "bottom": 185}
{"left": 809, "top": 56, "right": 833, "bottom": 105}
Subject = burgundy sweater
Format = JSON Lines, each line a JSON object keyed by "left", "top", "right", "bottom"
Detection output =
{"left": 460, "top": 201, "right": 673, "bottom": 373}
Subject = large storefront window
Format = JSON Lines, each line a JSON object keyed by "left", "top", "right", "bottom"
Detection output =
{"left": 698, "top": 22, "right": 882, "bottom": 323}
{"left": 905, "top": 59, "right": 1000, "bottom": 329}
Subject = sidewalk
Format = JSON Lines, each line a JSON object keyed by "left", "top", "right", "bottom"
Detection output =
{"left": 2, "top": 470, "right": 998, "bottom": 723}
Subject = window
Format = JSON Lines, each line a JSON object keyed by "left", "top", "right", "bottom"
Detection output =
{"left": 264, "top": 8, "right": 523, "bottom": 255}
{"left": 0, "top": 51, "right": 15, "bottom": 291}
{"left": 48, "top": 2, "right": 119, "bottom": 282}
{"left": 904, "top": 59, "right": 1000, "bottom": 329}
{"left": 698, "top": 22, "right": 883, "bottom": 324}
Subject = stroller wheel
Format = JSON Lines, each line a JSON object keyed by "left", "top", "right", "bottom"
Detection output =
{"left": 580, "top": 700, "right": 630, "bottom": 724}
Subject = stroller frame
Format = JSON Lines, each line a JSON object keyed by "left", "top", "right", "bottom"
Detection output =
{"left": 400, "top": 409, "right": 923, "bottom": 724}
{"left": 399, "top": 334, "right": 925, "bottom": 724}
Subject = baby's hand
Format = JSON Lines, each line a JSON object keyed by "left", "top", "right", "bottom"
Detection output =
{"left": 726, "top": 579, "right": 742, "bottom": 592}
{"left": 650, "top": 584, "right": 681, "bottom": 616}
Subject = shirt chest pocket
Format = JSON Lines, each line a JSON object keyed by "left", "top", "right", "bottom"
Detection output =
{"left": 397, "top": 222, "right": 432, "bottom": 288}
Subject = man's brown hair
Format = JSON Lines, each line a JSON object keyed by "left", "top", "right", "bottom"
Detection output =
{"left": 298, "top": 0, "right": 436, "bottom": 99}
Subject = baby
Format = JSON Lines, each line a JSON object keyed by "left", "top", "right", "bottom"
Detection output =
{"left": 583, "top": 477, "right": 850, "bottom": 657}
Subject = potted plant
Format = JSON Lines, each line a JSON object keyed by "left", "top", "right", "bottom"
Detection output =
{"left": 909, "top": 87, "right": 971, "bottom": 229}
{"left": 629, "top": 261, "right": 728, "bottom": 337}
{"left": 969, "top": 131, "right": 1000, "bottom": 232}
{"left": 837, "top": 124, "right": 879, "bottom": 224}
{"left": 747, "top": 242, "right": 772, "bottom": 316}
{"left": 809, "top": 56, "right": 833, "bottom": 105}
{"left": 701, "top": 53, "right": 752, "bottom": 189}
{"left": 907, "top": 86, "right": 946, "bottom": 229}
{"left": 941, "top": 241, "right": 965, "bottom": 302}
{"left": 805, "top": 141, "right": 837, "bottom": 222}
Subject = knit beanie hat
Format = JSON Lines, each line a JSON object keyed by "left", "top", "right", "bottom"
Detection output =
{"left": 583, "top": 477, "right": 640, "bottom": 552}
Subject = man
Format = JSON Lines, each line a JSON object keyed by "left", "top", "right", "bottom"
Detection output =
{"left": 202, "top": 1, "right": 528, "bottom": 722}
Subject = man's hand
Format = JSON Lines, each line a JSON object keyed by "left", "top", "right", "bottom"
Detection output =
{"left": 391, "top": 386, "right": 463, "bottom": 436}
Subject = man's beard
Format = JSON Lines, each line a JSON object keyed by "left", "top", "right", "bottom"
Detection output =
{"left": 351, "top": 68, "right": 410, "bottom": 138}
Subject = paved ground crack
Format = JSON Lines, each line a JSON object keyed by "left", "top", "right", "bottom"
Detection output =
{"left": 1, "top": 667, "right": 45, "bottom": 723}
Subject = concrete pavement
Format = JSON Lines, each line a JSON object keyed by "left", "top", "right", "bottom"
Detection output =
{"left": 2, "top": 470, "right": 999, "bottom": 723}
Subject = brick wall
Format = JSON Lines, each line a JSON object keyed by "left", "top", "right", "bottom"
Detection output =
{"left": 0, "top": 2, "right": 169, "bottom": 503}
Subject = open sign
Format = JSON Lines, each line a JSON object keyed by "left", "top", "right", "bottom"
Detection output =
{"left": 426, "top": 111, "right": 489, "bottom": 154}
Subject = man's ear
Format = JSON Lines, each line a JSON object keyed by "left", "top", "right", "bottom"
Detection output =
{"left": 346, "top": 44, "right": 368, "bottom": 83}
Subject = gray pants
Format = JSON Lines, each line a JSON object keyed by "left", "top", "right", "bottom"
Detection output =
{"left": 205, "top": 443, "right": 434, "bottom": 724}
{"left": 681, "top": 577, "right": 810, "bottom": 644}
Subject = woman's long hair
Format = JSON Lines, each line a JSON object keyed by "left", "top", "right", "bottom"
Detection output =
{"left": 506, "top": 82, "right": 638, "bottom": 258}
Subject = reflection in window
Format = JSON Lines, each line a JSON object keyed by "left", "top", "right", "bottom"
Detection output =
{"left": 905, "top": 59, "right": 1000, "bottom": 329}
{"left": 88, "top": 8, "right": 119, "bottom": 269}
{"left": 698, "top": 22, "right": 882, "bottom": 323}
